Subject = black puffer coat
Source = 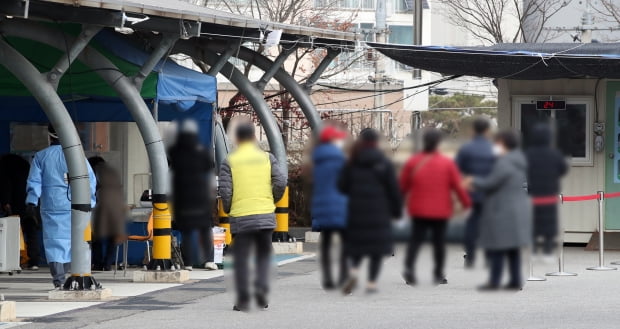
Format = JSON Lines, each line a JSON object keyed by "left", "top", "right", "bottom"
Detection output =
{"left": 339, "top": 147, "right": 402, "bottom": 257}
{"left": 168, "top": 132, "right": 214, "bottom": 230}
{"left": 525, "top": 124, "right": 568, "bottom": 238}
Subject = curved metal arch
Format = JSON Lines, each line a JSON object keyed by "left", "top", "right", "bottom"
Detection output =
{"left": 0, "top": 20, "right": 176, "bottom": 266}
{"left": 200, "top": 48, "right": 288, "bottom": 174}
{"left": 0, "top": 38, "right": 94, "bottom": 279}
{"left": 202, "top": 40, "right": 325, "bottom": 133}
{"left": 0, "top": 20, "right": 170, "bottom": 199}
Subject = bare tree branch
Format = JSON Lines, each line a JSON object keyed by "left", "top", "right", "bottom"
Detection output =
{"left": 435, "top": 0, "right": 572, "bottom": 44}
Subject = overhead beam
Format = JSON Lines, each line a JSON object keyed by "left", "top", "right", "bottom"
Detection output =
{"left": 304, "top": 48, "right": 341, "bottom": 91}
{"left": 133, "top": 33, "right": 179, "bottom": 90}
{"left": 207, "top": 42, "right": 239, "bottom": 76}
{"left": 254, "top": 46, "right": 297, "bottom": 91}
{"left": 48, "top": 25, "right": 102, "bottom": 90}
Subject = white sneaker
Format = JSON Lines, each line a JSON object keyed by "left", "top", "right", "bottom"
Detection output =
{"left": 184, "top": 266, "right": 193, "bottom": 271}
{"left": 29, "top": 266, "right": 39, "bottom": 271}
{"left": 204, "top": 262, "right": 218, "bottom": 270}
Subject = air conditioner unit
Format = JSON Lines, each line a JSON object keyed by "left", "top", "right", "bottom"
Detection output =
{"left": 0, "top": 217, "right": 21, "bottom": 274}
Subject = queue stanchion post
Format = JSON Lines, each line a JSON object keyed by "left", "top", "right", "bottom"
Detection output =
{"left": 547, "top": 194, "right": 577, "bottom": 277}
{"left": 587, "top": 191, "right": 616, "bottom": 271}
{"left": 527, "top": 249, "right": 547, "bottom": 281}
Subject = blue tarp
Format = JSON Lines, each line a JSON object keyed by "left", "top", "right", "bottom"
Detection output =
{"left": 94, "top": 30, "right": 217, "bottom": 110}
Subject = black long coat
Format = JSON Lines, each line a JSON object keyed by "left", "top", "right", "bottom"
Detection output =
{"left": 168, "top": 133, "right": 214, "bottom": 230}
{"left": 0, "top": 154, "right": 30, "bottom": 216}
{"left": 338, "top": 147, "right": 402, "bottom": 257}
{"left": 525, "top": 125, "right": 568, "bottom": 238}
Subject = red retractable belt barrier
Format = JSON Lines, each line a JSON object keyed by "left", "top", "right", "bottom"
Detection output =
{"left": 604, "top": 192, "right": 620, "bottom": 199}
{"left": 531, "top": 191, "right": 620, "bottom": 205}
{"left": 532, "top": 196, "right": 559, "bottom": 206}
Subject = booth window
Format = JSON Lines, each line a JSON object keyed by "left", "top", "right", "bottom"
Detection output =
{"left": 514, "top": 96, "right": 592, "bottom": 166}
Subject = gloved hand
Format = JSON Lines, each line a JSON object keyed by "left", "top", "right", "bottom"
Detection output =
{"left": 24, "top": 203, "right": 40, "bottom": 229}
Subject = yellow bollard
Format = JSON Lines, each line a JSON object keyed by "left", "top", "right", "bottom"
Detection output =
{"left": 218, "top": 199, "right": 232, "bottom": 245}
{"left": 274, "top": 186, "right": 289, "bottom": 240}
{"left": 152, "top": 201, "right": 172, "bottom": 261}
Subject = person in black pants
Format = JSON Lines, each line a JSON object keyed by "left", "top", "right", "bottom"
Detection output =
{"left": 400, "top": 129, "right": 471, "bottom": 285}
{"left": 311, "top": 125, "right": 349, "bottom": 289}
{"left": 486, "top": 249, "right": 521, "bottom": 288}
{"left": 319, "top": 230, "right": 347, "bottom": 288}
{"left": 467, "top": 130, "right": 532, "bottom": 291}
{"left": 219, "top": 123, "right": 287, "bottom": 311}
{"left": 232, "top": 229, "right": 273, "bottom": 306}
{"left": 338, "top": 129, "right": 402, "bottom": 294}
{"left": 405, "top": 219, "right": 448, "bottom": 284}
{"left": 0, "top": 153, "right": 40, "bottom": 270}
{"left": 455, "top": 118, "right": 495, "bottom": 268}
{"left": 168, "top": 120, "right": 217, "bottom": 271}
{"left": 179, "top": 227, "right": 215, "bottom": 270}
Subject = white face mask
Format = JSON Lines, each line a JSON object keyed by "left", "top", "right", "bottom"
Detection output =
{"left": 333, "top": 139, "right": 345, "bottom": 150}
{"left": 492, "top": 144, "right": 504, "bottom": 156}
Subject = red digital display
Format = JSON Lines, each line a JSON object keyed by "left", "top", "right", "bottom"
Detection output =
{"left": 536, "top": 100, "right": 566, "bottom": 110}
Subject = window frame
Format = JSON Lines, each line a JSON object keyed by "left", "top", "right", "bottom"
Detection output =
{"left": 512, "top": 95, "right": 594, "bottom": 166}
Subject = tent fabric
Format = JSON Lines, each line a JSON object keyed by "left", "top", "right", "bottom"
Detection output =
{"left": 0, "top": 24, "right": 216, "bottom": 150}
{"left": 94, "top": 30, "right": 217, "bottom": 109}
{"left": 368, "top": 42, "right": 620, "bottom": 80}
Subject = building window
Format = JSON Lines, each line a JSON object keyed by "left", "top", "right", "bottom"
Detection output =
{"left": 360, "top": 22, "right": 375, "bottom": 42}
{"left": 513, "top": 96, "right": 593, "bottom": 166}
{"left": 315, "top": 0, "right": 374, "bottom": 9}
{"left": 394, "top": 0, "right": 412, "bottom": 12}
{"left": 388, "top": 25, "right": 414, "bottom": 71}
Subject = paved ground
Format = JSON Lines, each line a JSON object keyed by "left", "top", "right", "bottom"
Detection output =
{"left": 5, "top": 245, "right": 620, "bottom": 329}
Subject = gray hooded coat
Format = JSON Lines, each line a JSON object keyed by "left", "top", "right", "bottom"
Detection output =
{"left": 474, "top": 150, "right": 532, "bottom": 250}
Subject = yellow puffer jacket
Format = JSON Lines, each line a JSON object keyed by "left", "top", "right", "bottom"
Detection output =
{"left": 219, "top": 142, "right": 287, "bottom": 234}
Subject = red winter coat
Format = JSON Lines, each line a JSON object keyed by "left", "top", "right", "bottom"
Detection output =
{"left": 400, "top": 152, "right": 471, "bottom": 220}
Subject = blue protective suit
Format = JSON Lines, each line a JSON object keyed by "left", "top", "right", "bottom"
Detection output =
{"left": 25, "top": 144, "right": 97, "bottom": 264}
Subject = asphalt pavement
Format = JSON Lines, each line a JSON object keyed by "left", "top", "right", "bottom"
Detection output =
{"left": 12, "top": 245, "right": 620, "bottom": 329}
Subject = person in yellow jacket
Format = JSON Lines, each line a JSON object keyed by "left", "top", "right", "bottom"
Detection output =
{"left": 219, "top": 122, "right": 287, "bottom": 312}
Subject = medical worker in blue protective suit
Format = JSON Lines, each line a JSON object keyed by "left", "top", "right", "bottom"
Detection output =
{"left": 25, "top": 124, "right": 97, "bottom": 288}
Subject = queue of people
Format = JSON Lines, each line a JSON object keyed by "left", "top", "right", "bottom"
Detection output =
{"left": 310, "top": 118, "right": 566, "bottom": 294}
{"left": 0, "top": 118, "right": 566, "bottom": 309}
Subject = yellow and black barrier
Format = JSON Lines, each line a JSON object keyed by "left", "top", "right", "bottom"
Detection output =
{"left": 273, "top": 186, "right": 289, "bottom": 242}
{"left": 151, "top": 195, "right": 172, "bottom": 268}
{"left": 217, "top": 198, "right": 232, "bottom": 245}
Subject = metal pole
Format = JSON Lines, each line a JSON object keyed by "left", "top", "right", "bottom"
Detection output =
{"left": 412, "top": 0, "right": 423, "bottom": 79}
{"left": 0, "top": 38, "right": 98, "bottom": 289}
{"left": 304, "top": 48, "right": 341, "bottom": 90}
{"left": 201, "top": 49, "right": 288, "bottom": 174}
{"left": 587, "top": 191, "right": 616, "bottom": 270}
{"left": 374, "top": 0, "right": 386, "bottom": 130}
{"left": 547, "top": 195, "right": 577, "bottom": 276}
{"left": 175, "top": 40, "right": 324, "bottom": 136}
{"left": 0, "top": 20, "right": 174, "bottom": 270}
{"left": 527, "top": 248, "right": 547, "bottom": 281}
